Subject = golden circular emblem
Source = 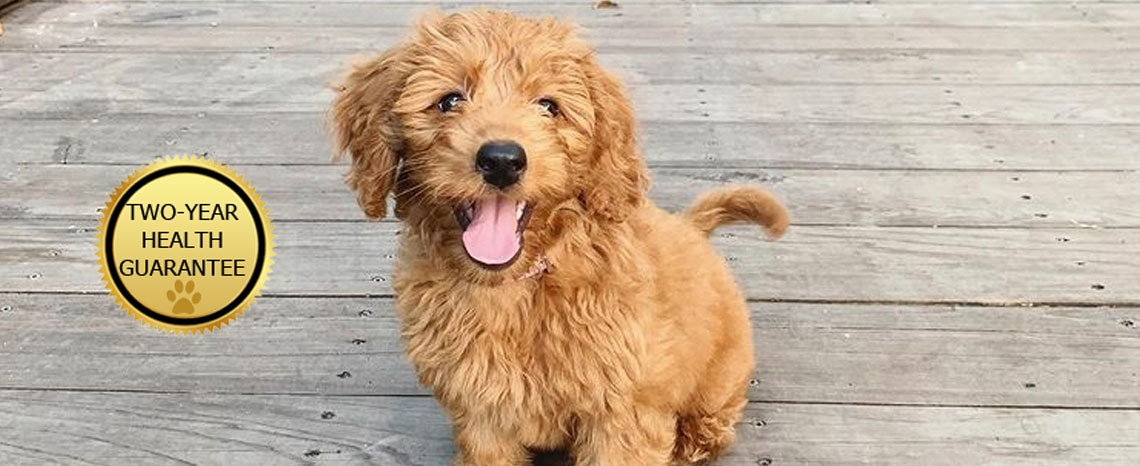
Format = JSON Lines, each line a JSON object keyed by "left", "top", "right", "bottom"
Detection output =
{"left": 95, "top": 156, "right": 274, "bottom": 334}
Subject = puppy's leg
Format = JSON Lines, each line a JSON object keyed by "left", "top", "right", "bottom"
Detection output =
{"left": 573, "top": 405, "right": 675, "bottom": 466}
{"left": 673, "top": 388, "right": 747, "bottom": 463}
{"left": 452, "top": 421, "right": 529, "bottom": 466}
{"left": 674, "top": 301, "right": 753, "bottom": 463}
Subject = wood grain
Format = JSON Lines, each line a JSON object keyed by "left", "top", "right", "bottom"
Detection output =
{"left": 9, "top": 50, "right": 1140, "bottom": 92}
{"left": 2, "top": 295, "right": 1139, "bottom": 407}
{"left": 7, "top": 82, "right": 1140, "bottom": 125}
{"left": 2, "top": 219, "right": 1137, "bottom": 302}
{"left": 5, "top": 163, "right": 1137, "bottom": 227}
{"left": 2, "top": 390, "right": 1138, "bottom": 466}
{"left": 10, "top": 1, "right": 1140, "bottom": 28}
{"left": 7, "top": 22, "right": 1140, "bottom": 53}
{"left": 6, "top": 114, "right": 1140, "bottom": 170}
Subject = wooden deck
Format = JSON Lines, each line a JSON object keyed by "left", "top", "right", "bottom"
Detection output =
{"left": 3, "top": 0, "right": 1140, "bottom": 464}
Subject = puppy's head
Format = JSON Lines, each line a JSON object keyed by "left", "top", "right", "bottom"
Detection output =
{"left": 333, "top": 10, "right": 647, "bottom": 279}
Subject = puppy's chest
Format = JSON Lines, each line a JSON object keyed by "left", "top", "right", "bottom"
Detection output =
{"left": 398, "top": 282, "right": 640, "bottom": 412}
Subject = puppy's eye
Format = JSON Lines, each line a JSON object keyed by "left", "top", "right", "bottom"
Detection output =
{"left": 437, "top": 92, "right": 465, "bottom": 113}
{"left": 537, "top": 98, "right": 560, "bottom": 117}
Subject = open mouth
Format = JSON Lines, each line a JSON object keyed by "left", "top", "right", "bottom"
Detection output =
{"left": 454, "top": 196, "right": 534, "bottom": 269}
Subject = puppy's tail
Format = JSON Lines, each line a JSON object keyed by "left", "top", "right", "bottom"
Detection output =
{"left": 683, "top": 185, "right": 789, "bottom": 238}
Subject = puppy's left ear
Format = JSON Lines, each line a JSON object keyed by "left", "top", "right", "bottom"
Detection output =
{"left": 580, "top": 58, "right": 649, "bottom": 223}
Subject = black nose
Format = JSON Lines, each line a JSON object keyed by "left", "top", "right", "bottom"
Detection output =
{"left": 475, "top": 141, "right": 527, "bottom": 189}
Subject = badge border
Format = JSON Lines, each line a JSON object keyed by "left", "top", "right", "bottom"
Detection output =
{"left": 96, "top": 156, "right": 275, "bottom": 334}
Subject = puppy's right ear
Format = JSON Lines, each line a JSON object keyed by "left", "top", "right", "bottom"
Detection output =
{"left": 332, "top": 46, "right": 408, "bottom": 220}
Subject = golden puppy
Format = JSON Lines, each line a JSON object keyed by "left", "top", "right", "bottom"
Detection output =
{"left": 332, "top": 10, "right": 788, "bottom": 465}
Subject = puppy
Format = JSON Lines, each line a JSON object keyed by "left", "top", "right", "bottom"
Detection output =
{"left": 332, "top": 10, "right": 788, "bottom": 465}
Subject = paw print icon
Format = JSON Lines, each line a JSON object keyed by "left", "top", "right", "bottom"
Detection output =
{"left": 167, "top": 280, "right": 202, "bottom": 314}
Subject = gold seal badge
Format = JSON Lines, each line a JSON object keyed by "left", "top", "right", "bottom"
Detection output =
{"left": 96, "top": 156, "right": 274, "bottom": 333}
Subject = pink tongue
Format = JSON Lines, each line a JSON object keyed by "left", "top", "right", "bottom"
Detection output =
{"left": 462, "top": 196, "right": 520, "bottom": 265}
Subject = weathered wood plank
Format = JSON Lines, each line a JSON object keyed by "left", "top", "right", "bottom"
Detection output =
{"left": 5, "top": 22, "right": 1140, "bottom": 53}
{"left": 2, "top": 219, "right": 1136, "bottom": 302}
{"left": 1, "top": 390, "right": 1138, "bottom": 466}
{"left": 11, "top": 1, "right": 1140, "bottom": 28}
{"left": 9, "top": 50, "right": 1140, "bottom": 92}
{"left": 4, "top": 163, "right": 1138, "bottom": 227}
{"left": 6, "top": 83, "right": 1140, "bottom": 125}
{"left": 733, "top": 403, "right": 1140, "bottom": 466}
{"left": 6, "top": 114, "right": 1140, "bottom": 170}
{"left": 1, "top": 295, "right": 1139, "bottom": 406}
{"left": 0, "top": 390, "right": 453, "bottom": 466}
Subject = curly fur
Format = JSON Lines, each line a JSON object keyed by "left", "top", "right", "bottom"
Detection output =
{"left": 684, "top": 186, "right": 789, "bottom": 239}
{"left": 331, "top": 10, "right": 788, "bottom": 465}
